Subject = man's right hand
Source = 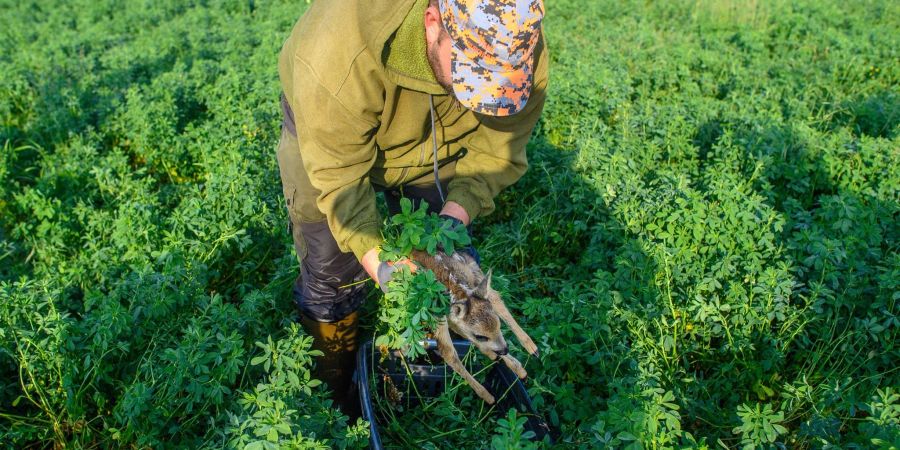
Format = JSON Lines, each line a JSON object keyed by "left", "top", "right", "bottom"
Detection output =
{"left": 375, "top": 261, "right": 399, "bottom": 293}
{"left": 361, "top": 247, "right": 416, "bottom": 292}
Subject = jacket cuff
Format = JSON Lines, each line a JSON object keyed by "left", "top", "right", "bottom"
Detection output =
{"left": 446, "top": 186, "right": 488, "bottom": 221}
{"left": 345, "top": 222, "right": 384, "bottom": 262}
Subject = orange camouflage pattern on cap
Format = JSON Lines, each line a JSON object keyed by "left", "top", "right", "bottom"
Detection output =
{"left": 439, "top": 0, "right": 544, "bottom": 116}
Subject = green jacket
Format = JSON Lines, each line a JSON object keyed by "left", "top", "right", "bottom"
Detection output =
{"left": 278, "top": 0, "right": 548, "bottom": 260}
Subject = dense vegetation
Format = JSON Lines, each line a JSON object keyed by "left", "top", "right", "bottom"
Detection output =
{"left": 1, "top": 0, "right": 897, "bottom": 448}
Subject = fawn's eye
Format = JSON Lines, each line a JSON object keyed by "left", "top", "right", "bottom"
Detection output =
{"left": 474, "top": 335, "right": 489, "bottom": 342}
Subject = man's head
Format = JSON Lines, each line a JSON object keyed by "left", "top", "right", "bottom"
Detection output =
{"left": 424, "top": 0, "right": 545, "bottom": 116}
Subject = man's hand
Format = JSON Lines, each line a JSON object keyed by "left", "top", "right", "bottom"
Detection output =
{"left": 438, "top": 213, "right": 480, "bottom": 265}
{"left": 439, "top": 201, "right": 470, "bottom": 226}
{"left": 361, "top": 247, "right": 416, "bottom": 292}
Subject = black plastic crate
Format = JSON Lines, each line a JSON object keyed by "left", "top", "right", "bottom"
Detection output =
{"left": 356, "top": 339, "right": 553, "bottom": 449}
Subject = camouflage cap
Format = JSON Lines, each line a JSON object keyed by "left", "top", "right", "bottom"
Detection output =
{"left": 439, "top": 0, "right": 544, "bottom": 116}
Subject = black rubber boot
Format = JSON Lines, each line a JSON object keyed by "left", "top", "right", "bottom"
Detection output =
{"left": 299, "top": 311, "right": 362, "bottom": 420}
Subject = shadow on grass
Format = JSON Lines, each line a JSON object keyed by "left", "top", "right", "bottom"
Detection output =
{"left": 698, "top": 116, "right": 900, "bottom": 437}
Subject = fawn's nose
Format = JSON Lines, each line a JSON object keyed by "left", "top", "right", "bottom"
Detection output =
{"left": 495, "top": 346, "right": 509, "bottom": 356}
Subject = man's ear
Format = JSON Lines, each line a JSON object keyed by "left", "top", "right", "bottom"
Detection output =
{"left": 423, "top": 4, "right": 443, "bottom": 46}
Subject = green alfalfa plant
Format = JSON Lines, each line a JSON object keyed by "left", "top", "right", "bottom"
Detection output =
{"left": 225, "top": 323, "right": 369, "bottom": 449}
{"left": 491, "top": 409, "right": 539, "bottom": 450}
{"left": 733, "top": 402, "right": 788, "bottom": 449}
{"left": 0, "top": 279, "right": 72, "bottom": 445}
{"left": 373, "top": 266, "right": 446, "bottom": 359}
{"left": 374, "top": 197, "right": 471, "bottom": 359}
{"left": 587, "top": 381, "right": 687, "bottom": 449}
{"left": 378, "top": 196, "right": 471, "bottom": 260}
{"left": 857, "top": 387, "right": 900, "bottom": 449}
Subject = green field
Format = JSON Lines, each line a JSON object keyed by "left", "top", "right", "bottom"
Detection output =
{"left": 1, "top": 0, "right": 898, "bottom": 448}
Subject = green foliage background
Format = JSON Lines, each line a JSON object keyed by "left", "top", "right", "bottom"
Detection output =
{"left": 1, "top": 0, "right": 898, "bottom": 448}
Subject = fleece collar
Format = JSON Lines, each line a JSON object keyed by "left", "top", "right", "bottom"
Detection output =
{"left": 382, "top": 0, "right": 446, "bottom": 95}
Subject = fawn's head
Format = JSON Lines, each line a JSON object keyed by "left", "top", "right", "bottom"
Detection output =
{"left": 447, "top": 271, "right": 509, "bottom": 356}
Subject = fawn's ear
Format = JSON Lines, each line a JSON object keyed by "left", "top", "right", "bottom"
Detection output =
{"left": 450, "top": 301, "right": 468, "bottom": 320}
{"left": 473, "top": 269, "right": 492, "bottom": 298}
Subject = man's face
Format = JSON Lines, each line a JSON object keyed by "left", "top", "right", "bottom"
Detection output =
{"left": 424, "top": 5, "right": 454, "bottom": 96}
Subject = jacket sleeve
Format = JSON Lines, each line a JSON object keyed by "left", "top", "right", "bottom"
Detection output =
{"left": 290, "top": 56, "right": 384, "bottom": 261}
{"left": 446, "top": 36, "right": 549, "bottom": 220}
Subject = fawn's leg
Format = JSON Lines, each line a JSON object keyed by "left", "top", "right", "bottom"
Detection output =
{"left": 436, "top": 320, "right": 495, "bottom": 404}
{"left": 487, "top": 294, "right": 539, "bottom": 356}
{"left": 481, "top": 348, "right": 527, "bottom": 379}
